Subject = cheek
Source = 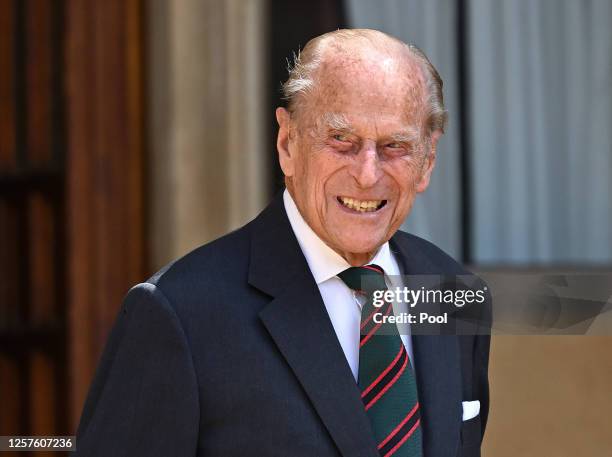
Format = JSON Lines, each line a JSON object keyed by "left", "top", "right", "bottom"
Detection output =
{"left": 295, "top": 155, "right": 336, "bottom": 216}
{"left": 308, "top": 154, "right": 345, "bottom": 191}
{"left": 384, "top": 159, "right": 425, "bottom": 196}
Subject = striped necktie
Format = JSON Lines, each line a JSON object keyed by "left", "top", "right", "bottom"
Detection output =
{"left": 338, "top": 264, "right": 422, "bottom": 457}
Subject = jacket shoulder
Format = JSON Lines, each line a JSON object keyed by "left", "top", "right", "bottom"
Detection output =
{"left": 145, "top": 221, "right": 254, "bottom": 302}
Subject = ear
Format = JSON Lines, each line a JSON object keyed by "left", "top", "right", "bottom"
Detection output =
{"left": 415, "top": 130, "right": 442, "bottom": 193}
{"left": 276, "top": 107, "right": 296, "bottom": 178}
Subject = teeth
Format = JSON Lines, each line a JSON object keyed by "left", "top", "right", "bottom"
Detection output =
{"left": 339, "top": 197, "right": 383, "bottom": 213}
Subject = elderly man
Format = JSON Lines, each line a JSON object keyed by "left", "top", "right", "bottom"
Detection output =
{"left": 75, "top": 29, "right": 490, "bottom": 457}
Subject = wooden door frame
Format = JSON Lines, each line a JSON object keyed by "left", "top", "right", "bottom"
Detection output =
{"left": 65, "top": 0, "right": 147, "bottom": 428}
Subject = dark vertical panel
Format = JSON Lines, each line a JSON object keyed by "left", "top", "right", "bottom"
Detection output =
{"left": 0, "top": 355, "right": 22, "bottom": 457}
{"left": 26, "top": 0, "right": 56, "bottom": 324}
{"left": 27, "top": 189, "right": 57, "bottom": 444}
{"left": 49, "top": 0, "right": 68, "bottom": 436}
{"left": 267, "top": 0, "right": 346, "bottom": 194}
{"left": 26, "top": 0, "right": 53, "bottom": 166}
{"left": 457, "top": 0, "right": 472, "bottom": 264}
{"left": 27, "top": 192, "right": 55, "bottom": 326}
{"left": 66, "top": 0, "right": 146, "bottom": 428}
{"left": 25, "top": 0, "right": 57, "bottom": 442}
{"left": 0, "top": 0, "right": 16, "bottom": 169}
{"left": 13, "top": 17, "right": 30, "bottom": 440}
{"left": 50, "top": 0, "right": 66, "bottom": 169}
{"left": 0, "top": 8, "right": 24, "bottom": 450}
{"left": 0, "top": 199, "right": 21, "bottom": 327}
{"left": 0, "top": 0, "right": 17, "bottom": 331}
{"left": 29, "top": 351, "right": 57, "bottom": 457}
{"left": 13, "top": 0, "right": 26, "bottom": 169}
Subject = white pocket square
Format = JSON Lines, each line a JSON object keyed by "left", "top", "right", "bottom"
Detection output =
{"left": 462, "top": 400, "right": 480, "bottom": 421}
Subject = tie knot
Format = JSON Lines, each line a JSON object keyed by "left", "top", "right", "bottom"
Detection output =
{"left": 337, "top": 264, "right": 387, "bottom": 292}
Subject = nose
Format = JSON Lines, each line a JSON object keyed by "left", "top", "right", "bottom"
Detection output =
{"left": 350, "top": 143, "right": 382, "bottom": 188}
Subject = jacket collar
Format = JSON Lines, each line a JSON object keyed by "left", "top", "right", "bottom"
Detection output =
{"left": 249, "top": 192, "right": 380, "bottom": 457}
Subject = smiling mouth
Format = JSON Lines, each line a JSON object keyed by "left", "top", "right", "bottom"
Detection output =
{"left": 337, "top": 196, "right": 387, "bottom": 213}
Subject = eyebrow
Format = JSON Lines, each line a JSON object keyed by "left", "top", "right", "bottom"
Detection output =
{"left": 319, "top": 112, "right": 354, "bottom": 132}
{"left": 389, "top": 129, "right": 420, "bottom": 144}
{"left": 318, "top": 112, "right": 420, "bottom": 143}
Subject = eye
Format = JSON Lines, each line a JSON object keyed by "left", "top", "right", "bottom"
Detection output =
{"left": 381, "top": 141, "right": 419, "bottom": 159}
{"left": 328, "top": 133, "right": 356, "bottom": 154}
{"left": 333, "top": 134, "right": 350, "bottom": 142}
{"left": 384, "top": 142, "right": 408, "bottom": 154}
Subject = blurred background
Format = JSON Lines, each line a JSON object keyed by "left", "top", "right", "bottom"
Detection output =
{"left": 0, "top": 0, "right": 610, "bottom": 456}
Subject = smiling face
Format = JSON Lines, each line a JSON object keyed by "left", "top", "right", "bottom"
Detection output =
{"left": 276, "top": 45, "right": 440, "bottom": 266}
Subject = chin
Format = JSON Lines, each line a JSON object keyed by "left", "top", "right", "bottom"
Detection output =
{"left": 336, "top": 235, "right": 385, "bottom": 257}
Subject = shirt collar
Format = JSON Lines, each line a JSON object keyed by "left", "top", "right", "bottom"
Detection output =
{"left": 283, "top": 189, "right": 398, "bottom": 284}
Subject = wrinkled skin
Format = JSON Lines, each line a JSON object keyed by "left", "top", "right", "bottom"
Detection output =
{"left": 276, "top": 41, "right": 441, "bottom": 266}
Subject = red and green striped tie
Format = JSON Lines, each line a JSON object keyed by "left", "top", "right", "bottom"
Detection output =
{"left": 338, "top": 264, "right": 422, "bottom": 457}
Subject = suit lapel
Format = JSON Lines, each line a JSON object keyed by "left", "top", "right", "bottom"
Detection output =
{"left": 390, "top": 235, "right": 462, "bottom": 457}
{"left": 249, "top": 194, "right": 379, "bottom": 457}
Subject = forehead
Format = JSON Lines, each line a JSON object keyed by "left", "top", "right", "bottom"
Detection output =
{"left": 306, "top": 49, "right": 427, "bottom": 128}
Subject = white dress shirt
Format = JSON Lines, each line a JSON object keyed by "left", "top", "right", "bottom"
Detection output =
{"left": 283, "top": 190, "right": 414, "bottom": 381}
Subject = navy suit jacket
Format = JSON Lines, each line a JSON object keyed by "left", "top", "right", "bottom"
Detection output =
{"left": 75, "top": 192, "right": 491, "bottom": 457}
